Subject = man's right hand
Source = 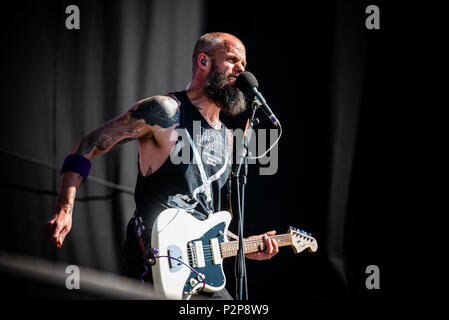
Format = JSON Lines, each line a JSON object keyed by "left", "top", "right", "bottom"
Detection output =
{"left": 46, "top": 206, "right": 73, "bottom": 248}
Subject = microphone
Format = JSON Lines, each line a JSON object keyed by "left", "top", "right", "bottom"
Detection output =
{"left": 235, "top": 71, "right": 280, "bottom": 128}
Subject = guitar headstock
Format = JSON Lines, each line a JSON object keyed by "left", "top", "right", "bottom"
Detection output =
{"left": 288, "top": 227, "right": 318, "bottom": 254}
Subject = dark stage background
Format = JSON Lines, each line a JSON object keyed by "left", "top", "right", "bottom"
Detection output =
{"left": 0, "top": 0, "right": 412, "bottom": 305}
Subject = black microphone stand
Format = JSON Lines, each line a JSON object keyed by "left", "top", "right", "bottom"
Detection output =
{"left": 234, "top": 99, "right": 261, "bottom": 300}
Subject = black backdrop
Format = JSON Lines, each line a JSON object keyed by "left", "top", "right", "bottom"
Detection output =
{"left": 206, "top": 0, "right": 398, "bottom": 301}
{"left": 0, "top": 0, "right": 412, "bottom": 305}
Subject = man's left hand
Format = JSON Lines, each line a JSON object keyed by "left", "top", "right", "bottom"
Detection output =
{"left": 245, "top": 230, "right": 279, "bottom": 260}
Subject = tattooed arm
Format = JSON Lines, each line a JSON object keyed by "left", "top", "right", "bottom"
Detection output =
{"left": 71, "top": 95, "right": 180, "bottom": 159}
{"left": 46, "top": 95, "right": 180, "bottom": 247}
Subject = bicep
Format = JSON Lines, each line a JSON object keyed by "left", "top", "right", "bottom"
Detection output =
{"left": 71, "top": 108, "right": 150, "bottom": 158}
{"left": 71, "top": 95, "right": 180, "bottom": 159}
{"left": 129, "top": 95, "right": 180, "bottom": 146}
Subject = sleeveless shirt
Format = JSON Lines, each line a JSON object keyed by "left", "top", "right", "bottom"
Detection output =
{"left": 133, "top": 91, "right": 232, "bottom": 233}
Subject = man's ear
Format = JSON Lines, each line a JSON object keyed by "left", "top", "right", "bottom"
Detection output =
{"left": 198, "top": 53, "right": 209, "bottom": 71}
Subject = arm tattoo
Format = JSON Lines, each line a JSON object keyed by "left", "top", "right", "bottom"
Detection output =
{"left": 130, "top": 96, "right": 180, "bottom": 129}
{"left": 73, "top": 96, "right": 179, "bottom": 156}
{"left": 145, "top": 164, "right": 153, "bottom": 177}
{"left": 74, "top": 113, "right": 147, "bottom": 156}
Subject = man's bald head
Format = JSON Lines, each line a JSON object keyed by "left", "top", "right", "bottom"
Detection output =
{"left": 192, "top": 32, "right": 245, "bottom": 72}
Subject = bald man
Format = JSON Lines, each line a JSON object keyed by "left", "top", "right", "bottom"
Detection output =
{"left": 46, "top": 32, "right": 278, "bottom": 300}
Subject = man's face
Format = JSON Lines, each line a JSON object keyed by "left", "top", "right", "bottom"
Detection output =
{"left": 204, "top": 39, "right": 248, "bottom": 116}
{"left": 212, "top": 38, "right": 246, "bottom": 85}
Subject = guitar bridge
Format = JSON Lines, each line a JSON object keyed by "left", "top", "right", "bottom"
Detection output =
{"left": 167, "top": 245, "right": 183, "bottom": 272}
{"left": 188, "top": 242, "right": 196, "bottom": 267}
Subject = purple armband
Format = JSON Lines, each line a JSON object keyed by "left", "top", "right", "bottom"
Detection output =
{"left": 60, "top": 154, "right": 91, "bottom": 182}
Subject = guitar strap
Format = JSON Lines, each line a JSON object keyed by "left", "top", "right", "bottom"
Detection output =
{"left": 131, "top": 211, "right": 156, "bottom": 266}
{"left": 131, "top": 138, "right": 234, "bottom": 267}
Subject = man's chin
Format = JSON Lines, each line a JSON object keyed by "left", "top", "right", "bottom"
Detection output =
{"left": 220, "top": 95, "right": 247, "bottom": 116}
{"left": 204, "top": 69, "right": 247, "bottom": 116}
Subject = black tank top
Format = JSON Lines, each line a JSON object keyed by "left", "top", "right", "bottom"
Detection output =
{"left": 134, "top": 91, "right": 232, "bottom": 232}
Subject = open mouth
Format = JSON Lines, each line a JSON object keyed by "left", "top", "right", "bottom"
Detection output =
{"left": 228, "top": 75, "right": 237, "bottom": 84}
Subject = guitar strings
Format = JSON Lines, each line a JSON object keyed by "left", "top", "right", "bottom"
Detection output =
{"left": 185, "top": 243, "right": 274, "bottom": 264}
{"left": 180, "top": 235, "right": 297, "bottom": 266}
{"left": 188, "top": 235, "right": 291, "bottom": 250}
{"left": 185, "top": 235, "right": 292, "bottom": 258}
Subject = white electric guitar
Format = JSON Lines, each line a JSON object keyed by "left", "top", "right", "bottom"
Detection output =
{"left": 151, "top": 208, "right": 318, "bottom": 300}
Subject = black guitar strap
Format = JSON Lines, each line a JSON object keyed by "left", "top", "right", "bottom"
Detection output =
{"left": 131, "top": 211, "right": 156, "bottom": 266}
{"left": 132, "top": 166, "right": 233, "bottom": 266}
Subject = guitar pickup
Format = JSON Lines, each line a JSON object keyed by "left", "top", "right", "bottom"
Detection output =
{"left": 193, "top": 241, "right": 205, "bottom": 268}
{"left": 210, "top": 238, "right": 222, "bottom": 265}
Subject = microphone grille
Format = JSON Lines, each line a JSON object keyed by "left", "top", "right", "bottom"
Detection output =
{"left": 235, "top": 71, "right": 258, "bottom": 93}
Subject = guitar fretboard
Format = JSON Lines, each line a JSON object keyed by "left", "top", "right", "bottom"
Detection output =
{"left": 220, "top": 234, "right": 291, "bottom": 258}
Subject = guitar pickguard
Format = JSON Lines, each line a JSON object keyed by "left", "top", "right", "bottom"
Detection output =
{"left": 151, "top": 209, "right": 232, "bottom": 300}
{"left": 183, "top": 222, "right": 227, "bottom": 294}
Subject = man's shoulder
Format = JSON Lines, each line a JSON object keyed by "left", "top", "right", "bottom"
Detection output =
{"left": 130, "top": 94, "right": 181, "bottom": 128}
{"left": 137, "top": 94, "right": 180, "bottom": 111}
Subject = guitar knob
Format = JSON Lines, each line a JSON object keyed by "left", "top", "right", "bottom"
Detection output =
{"left": 197, "top": 273, "right": 206, "bottom": 281}
{"left": 189, "top": 278, "right": 198, "bottom": 287}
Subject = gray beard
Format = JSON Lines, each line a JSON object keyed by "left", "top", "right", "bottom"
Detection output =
{"left": 204, "top": 64, "right": 248, "bottom": 116}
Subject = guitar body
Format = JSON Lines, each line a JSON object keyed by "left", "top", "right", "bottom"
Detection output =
{"left": 151, "top": 208, "right": 232, "bottom": 300}
{"left": 150, "top": 208, "right": 318, "bottom": 300}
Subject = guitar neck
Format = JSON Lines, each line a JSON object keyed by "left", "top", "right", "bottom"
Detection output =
{"left": 220, "top": 234, "right": 291, "bottom": 258}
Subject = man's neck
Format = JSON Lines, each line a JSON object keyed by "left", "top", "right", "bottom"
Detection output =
{"left": 186, "top": 86, "right": 222, "bottom": 129}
